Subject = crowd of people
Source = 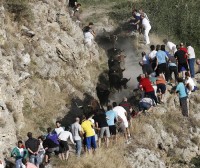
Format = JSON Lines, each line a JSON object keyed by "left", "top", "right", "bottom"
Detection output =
{"left": 10, "top": 98, "right": 135, "bottom": 168}
{"left": 6, "top": 2, "right": 200, "bottom": 168}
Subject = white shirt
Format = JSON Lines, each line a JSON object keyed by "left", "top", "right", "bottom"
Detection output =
{"left": 58, "top": 131, "right": 74, "bottom": 143}
{"left": 167, "top": 41, "right": 176, "bottom": 51}
{"left": 140, "top": 97, "right": 154, "bottom": 106}
{"left": 149, "top": 50, "right": 157, "bottom": 60}
{"left": 113, "top": 106, "right": 128, "bottom": 123}
{"left": 55, "top": 127, "right": 64, "bottom": 136}
{"left": 187, "top": 46, "right": 195, "bottom": 59}
{"left": 185, "top": 77, "right": 196, "bottom": 90}
{"left": 142, "top": 18, "right": 151, "bottom": 29}
{"left": 18, "top": 147, "right": 24, "bottom": 157}
{"left": 84, "top": 32, "right": 94, "bottom": 45}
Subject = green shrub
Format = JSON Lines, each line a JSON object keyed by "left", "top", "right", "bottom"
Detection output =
{"left": 5, "top": 0, "right": 33, "bottom": 23}
{"left": 107, "top": 0, "right": 200, "bottom": 56}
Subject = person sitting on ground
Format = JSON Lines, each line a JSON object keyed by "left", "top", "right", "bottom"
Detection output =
{"left": 185, "top": 72, "right": 197, "bottom": 95}
{"left": 58, "top": 127, "right": 75, "bottom": 160}
{"left": 11, "top": 140, "right": 28, "bottom": 168}
{"left": 174, "top": 43, "right": 189, "bottom": 79}
{"left": 186, "top": 42, "right": 196, "bottom": 78}
{"left": 43, "top": 128, "right": 60, "bottom": 165}
{"left": 22, "top": 159, "right": 37, "bottom": 168}
{"left": 106, "top": 104, "right": 118, "bottom": 143}
{"left": 156, "top": 73, "right": 166, "bottom": 103}
{"left": 55, "top": 121, "right": 64, "bottom": 136}
{"left": 155, "top": 45, "right": 168, "bottom": 77}
{"left": 71, "top": 117, "right": 83, "bottom": 157}
{"left": 119, "top": 97, "right": 133, "bottom": 127}
{"left": 175, "top": 77, "right": 189, "bottom": 117}
{"left": 81, "top": 115, "right": 97, "bottom": 154}
{"left": 112, "top": 102, "right": 130, "bottom": 144}
{"left": 141, "top": 14, "right": 151, "bottom": 45}
{"left": 163, "top": 39, "right": 177, "bottom": 55}
{"left": 93, "top": 109, "right": 110, "bottom": 148}
{"left": 138, "top": 74, "right": 158, "bottom": 104}
{"left": 138, "top": 96, "right": 155, "bottom": 115}
{"left": 139, "top": 51, "right": 153, "bottom": 75}
{"left": 148, "top": 45, "right": 157, "bottom": 71}
{"left": 25, "top": 132, "right": 40, "bottom": 167}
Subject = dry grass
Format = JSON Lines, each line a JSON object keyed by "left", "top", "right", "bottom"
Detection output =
{"left": 52, "top": 139, "right": 131, "bottom": 168}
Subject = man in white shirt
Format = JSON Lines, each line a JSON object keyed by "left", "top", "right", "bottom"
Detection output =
{"left": 112, "top": 102, "right": 130, "bottom": 144}
{"left": 58, "top": 129, "right": 75, "bottom": 160}
{"left": 55, "top": 121, "right": 64, "bottom": 136}
{"left": 186, "top": 42, "right": 196, "bottom": 78}
{"left": 141, "top": 14, "right": 151, "bottom": 45}
{"left": 163, "top": 39, "right": 177, "bottom": 55}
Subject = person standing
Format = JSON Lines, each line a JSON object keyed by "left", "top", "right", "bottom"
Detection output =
{"left": 186, "top": 42, "right": 196, "bottom": 78}
{"left": 71, "top": 117, "right": 83, "bottom": 157}
{"left": 112, "top": 102, "right": 130, "bottom": 144}
{"left": 58, "top": 129, "right": 75, "bottom": 160}
{"left": 148, "top": 45, "right": 157, "bottom": 71}
{"left": 25, "top": 132, "right": 40, "bottom": 167}
{"left": 176, "top": 77, "right": 188, "bottom": 117}
{"left": 106, "top": 105, "right": 118, "bottom": 143}
{"left": 174, "top": 43, "right": 189, "bottom": 79}
{"left": 11, "top": 141, "right": 28, "bottom": 168}
{"left": 141, "top": 14, "right": 151, "bottom": 45}
{"left": 55, "top": 121, "right": 64, "bottom": 136}
{"left": 155, "top": 45, "right": 168, "bottom": 77}
{"left": 93, "top": 110, "right": 110, "bottom": 148}
{"left": 81, "top": 115, "right": 97, "bottom": 154}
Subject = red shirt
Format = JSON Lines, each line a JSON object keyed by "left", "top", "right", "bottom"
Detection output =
{"left": 139, "top": 77, "right": 154, "bottom": 92}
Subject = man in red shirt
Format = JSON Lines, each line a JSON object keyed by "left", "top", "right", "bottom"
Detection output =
{"left": 138, "top": 74, "right": 158, "bottom": 104}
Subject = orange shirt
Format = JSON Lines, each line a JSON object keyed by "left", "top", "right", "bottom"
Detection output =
{"left": 156, "top": 76, "right": 166, "bottom": 85}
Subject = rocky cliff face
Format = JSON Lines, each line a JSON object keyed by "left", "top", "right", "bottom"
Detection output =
{"left": 0, "top": 0, "right": 104, "bottom": 158}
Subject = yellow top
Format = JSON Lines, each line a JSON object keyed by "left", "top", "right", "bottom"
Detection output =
{"left": 81, "top": 120, "right": 95, "bottom": 137}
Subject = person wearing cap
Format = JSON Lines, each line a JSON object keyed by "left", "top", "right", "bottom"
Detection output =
{"left": 71, "top": 117, "right": 83, "bottom": 157}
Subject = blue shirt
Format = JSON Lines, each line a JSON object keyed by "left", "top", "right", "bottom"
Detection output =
{"left": 156, "top": 50, "right": 167, "bottom": 64}
{"left": 176, "top": 82, "right": 187, "bottom": 98}
{"left": 106, "top": 110, "right": 117, "bottom": 126}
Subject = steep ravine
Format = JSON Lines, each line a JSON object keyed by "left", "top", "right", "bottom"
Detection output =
{"left": 0, "top": 0, "right": 105, "bottom": 159}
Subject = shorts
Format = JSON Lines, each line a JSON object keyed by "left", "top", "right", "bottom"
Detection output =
{"left": 119, "top": 122, "right": 126, "bottom": 133}
{"left": 46, "top": 146, "right": 59, "bottom": 155}
{"left": 157, "top": 63, "right": 166, "bottom": 74}
{"left": 157, "top": 83, "right": 166, "bottom": 94}
{"left": 86, "top": 136, "right": 97, "bottom": 150}
{"left": 109, "top": 125, "right": 117, "bottom": 135}
{"left": 100, "top": 127, "right": 110, "bottom": 138}
{"left": 59, "top": 140, "right": 69, "bottom": 153}
{"left": 178, "top": 63, "right": 189, "bottom": 72}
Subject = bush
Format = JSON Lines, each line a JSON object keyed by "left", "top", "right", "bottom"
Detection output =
{"left": 108, "top": 0, "right": 200, "bottom": 56}
{"left": 5, "top": 0, "right": 33, "bottom": 23}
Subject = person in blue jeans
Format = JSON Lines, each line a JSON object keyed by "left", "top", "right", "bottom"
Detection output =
{"left": 186, "top": 42, "right": 196, "bottom": 78}
{"left": 71, "top": 117, "right": 83, "bottom": 157}
{"left": 25, "top": 132, "right": 40, "bottom": 167}
{"left": 176, "top": 77, "right": 188, "bottom": 117}
{"left": 11, "top": 141, "right": 28, "bottom": 168}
